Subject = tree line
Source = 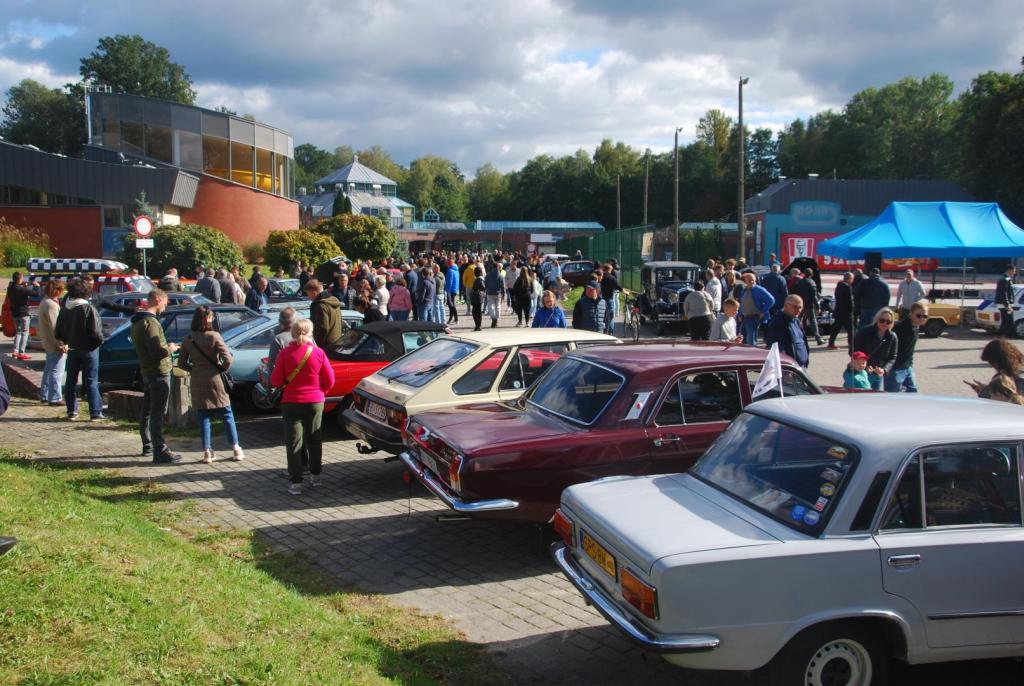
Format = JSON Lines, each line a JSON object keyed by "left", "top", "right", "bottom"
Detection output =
{"left": 2, "top": 35, "right": 1021, "bottom": 227}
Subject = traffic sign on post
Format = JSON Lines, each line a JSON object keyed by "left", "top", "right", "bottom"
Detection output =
{"left": 135, "top": 238, "right": 154, "bottom": 249}
{"left": 133, "top": 215, "right": 153, "bottom": 237}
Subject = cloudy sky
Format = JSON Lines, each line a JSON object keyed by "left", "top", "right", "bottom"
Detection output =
{"left": 1, "top": 0, "right": 1021, "bottom": 174}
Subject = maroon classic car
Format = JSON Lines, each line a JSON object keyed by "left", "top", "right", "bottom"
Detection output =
{"left": 400, "top": 343, "right": 824, "bottom": 523}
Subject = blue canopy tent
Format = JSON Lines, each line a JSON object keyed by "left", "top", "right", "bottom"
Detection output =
{"left": 818, "top": 202, "right": 1024, "bottom": 258}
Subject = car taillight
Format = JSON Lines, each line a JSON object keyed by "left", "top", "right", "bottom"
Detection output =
{"left": 995, "top": 311, "right": 1001, "bottom": 322}
{"left": 552, "top": 508, "right": 574, "bottom": 547}
{"left": 387, "top": 407, "right": 406, "bottom": 430}
{"left": 448, "top": 454, "right": 463, "bottom": 492}
{"left": 620, "top": 568, "right": 658, "bottom": 620}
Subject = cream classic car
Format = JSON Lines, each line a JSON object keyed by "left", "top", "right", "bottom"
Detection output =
{"left": 552, "top": 394, "right": 1024, "bottom": 686}
{"left": 342, "top": 328, "right": 617, "bottom": 454}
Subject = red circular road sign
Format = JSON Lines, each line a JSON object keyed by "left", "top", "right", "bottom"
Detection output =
{"left": 134, "top": 215, "right": 154, "bottom": 237}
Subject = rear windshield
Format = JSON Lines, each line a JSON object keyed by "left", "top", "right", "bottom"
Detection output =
{"left": 524, "top": 357, "right": 623, "bottom": 425}
{"left": 377, "top": 337, "right": 479, "bottom": 388}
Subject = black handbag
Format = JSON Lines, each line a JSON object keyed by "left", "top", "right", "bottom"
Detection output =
{"left": 268, "top": 345, "right": 314, "bottom": 404}
{"left": 189, "top": 335, "right": 235, "bottom": 393}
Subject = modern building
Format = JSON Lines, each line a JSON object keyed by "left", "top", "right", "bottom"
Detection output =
{"left": 744, "top": 178, "right": 973, "bottom": 267}
{"left": 297, "top": 156, "right": 415, "bottom": 229}
{"left": 0, "top": 90, "right": 298, "bottom": 257}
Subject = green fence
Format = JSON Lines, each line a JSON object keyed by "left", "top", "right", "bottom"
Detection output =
{"left": 557, "top": 225, "right": 733, "bottom": 292}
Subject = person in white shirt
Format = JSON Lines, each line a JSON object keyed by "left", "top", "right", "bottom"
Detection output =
{"left": 895, "top": 269, "right": 926, "bottom": 319}
{"left": 704, "top": 268, "right": 722, "bottom": 312}
{"left": 683, "top": 281, "right": 716, "bottom": 340}
{"left": 711, "top": 298, "right": 743, "bottom": 343}
{"left": 374, "top": 275, "right": 389, "bottom": 318}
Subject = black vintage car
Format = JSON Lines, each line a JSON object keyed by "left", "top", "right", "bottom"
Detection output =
{"left": 636, "top": 261, "right": 702, "bottom": 335}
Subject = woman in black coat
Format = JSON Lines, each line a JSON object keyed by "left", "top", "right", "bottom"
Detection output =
{"left": 853, "top": 307, "right": 898, "bottom": 391}
{"left": 512, "top": 268, "right": 534, "bottom": 326}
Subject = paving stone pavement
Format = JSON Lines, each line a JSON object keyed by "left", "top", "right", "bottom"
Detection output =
{"left": 2, "top": 306, "right": 1022, "bottom": 685}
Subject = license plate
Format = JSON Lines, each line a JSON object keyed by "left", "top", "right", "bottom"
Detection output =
{"left": 581, "top": 531, "right": 616, "bottom": 578}
{"left": 979, "top": 313, "right": 989, "bottom": 320}
{"left": 418, "top": 449, "right": 439, "bottom": 477}
{"left": 365, "top": 400, "right": 388, "bottom": 422}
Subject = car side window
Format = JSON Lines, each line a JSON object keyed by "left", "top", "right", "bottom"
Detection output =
{"left": 402, "top": 331, "right": 441, "bottom": 353}
{"left": 452, "top": 349, "right": 509, "bottom": 395}
{"left": 679, "top": 371, "right": 741, "bottom": 423}
{"left": 746, "top": 368, "right": 817, "bottom": 402}
{"left": 163, "top": 316, "right": 190, "bottom": 342}
{"left": 881, "top": 446, "right": 1022, "bottom": 530}
{"left": 499, "top": 343, "right": 569, "bottom": 391}
{"left": 237, "top": 327, "right": 278, "bottom": 350}
{"left": 1017, "top": 290, "right": 1024, "bottom": 306}
{"left": 655, "top": 382, "right": 683, "bottom": 425}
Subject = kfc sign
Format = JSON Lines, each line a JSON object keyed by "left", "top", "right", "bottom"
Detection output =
{"left": 781, "top": 232, "right": 937, "bottom": 272}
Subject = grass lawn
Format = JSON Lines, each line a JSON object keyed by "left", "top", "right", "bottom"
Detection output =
{"left": 0, "top": 451, "right": 500, "bottom": 685}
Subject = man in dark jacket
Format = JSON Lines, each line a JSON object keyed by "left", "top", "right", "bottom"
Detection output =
{"left": 484, "top": 263, "right": 502, "bottom": 328}
{"left": 129, "top": 289, "right": 181, "bottom": 462}
{"left": 216, "top": 269, "right": 235, "bottom": 304}
{"left": 600, "top": 264, "right": 620, "bottom": 334}
{"left": 195, "top": 268, "right": 221, "bottom": 302}
{"left": 856, "top": 268, "right": 890, "bottom": 327}
{"left": 245, "top": 277, "right": 270, "bottom": 311}
{"left": 995, "top": 264, "right": 1016, "bottom": 337}
{"left": 416, "top": 267, "right": 437, "bottom": 323}
{"left": 791, "top": 269, "right": 824, "bottom": 345}
{"left": 760, "top": 264, "right": 788, "bottom": 317}
{"left": 304, "top": 279, "right": 343, "bottom": 348}
{"left": 330, "top": 273, "right": 357, "bottom": 310}
{"left": 764, "top": 295, "right": 809, "bottom": 368}
{"left": 55, "top": 279, "right": 106, "bottom": 421}
{"left": 828, "top": 272, "right": 855, "bottom": 351}
{"left": 851, "top": 268, "right": 865, "bottom": 324}
{"left": 6, "top": 271, "right": 34, "bottom": 360}
{"left": 887, "top": 301, "right": 926, "bottom": 392}
{"left": 853, "top": 309, "right": 898, "bottom": 391}
{"left": 572, "top": 281, "right": 608, "bottom": 332}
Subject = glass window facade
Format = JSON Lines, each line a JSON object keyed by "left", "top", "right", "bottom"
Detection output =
{"left": 88, "top": 92, "right": 294, "bottom": 198}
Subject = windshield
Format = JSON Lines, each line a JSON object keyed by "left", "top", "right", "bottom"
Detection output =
{"left": 524, "top": 357, "right": 623, "bottom": 425}
{"left": 276, "top": 279, "right": 301, "bottom": 296}
{"left": 378, "top": 337, "right": 479, "bottom": 388}
{"left": 656, "top": 268, "right": 697, "bottom": 283}
{"left": 691, "top": 413, "right": 857, "bottom": 536}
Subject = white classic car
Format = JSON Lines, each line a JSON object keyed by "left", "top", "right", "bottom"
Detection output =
{"left": 974, "top": 284, "right": 1024, "bottom": 335}
{"left": 342, "top": 328, "right": 618, "bottom": 454}
{"left": 552, "top": 394, "right": 1024, "bottom": 685}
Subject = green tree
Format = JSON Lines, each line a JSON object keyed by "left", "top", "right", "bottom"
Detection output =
{"left": 332, "top": 191, "right": 352, "bottom": 216}
{"left": 80, "top": 34, "right": 196, "bottom": 104}
{"left": 404, "top": 156, "right": 468, "bottom": 221}
{"left": 355, "top": 145, "right": 407, "bottom": 186}
{"left": 747, "top": 127, "right": 779, "bottom": 191}
{"left": 263, "top": 230, "right": 341, "bottom": 272}
{"left": 313, "top": 214, "right": 397, "bottom": 262}
{"left": 117, "top": 224, "right": 242, "bottom": 275}
{"left": 0, "top": 79, "right": 84, "bottom": 156}
{"left": 696, "top": 109, "right": 734, "bottom": 180}
{"left": 467, "top": 163, "right": 508, "bottom": 219}
{"left": 294, "top": 143, "right": 338, "bottom": 192}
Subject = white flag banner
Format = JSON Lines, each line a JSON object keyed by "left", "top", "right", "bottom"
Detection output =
{"left": 752, "top": 343, "right": 784, "bottom": 398}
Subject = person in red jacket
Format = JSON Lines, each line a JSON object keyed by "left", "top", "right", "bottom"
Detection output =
{"left": 269, "top": 318, "right": 335, "bottom": 495}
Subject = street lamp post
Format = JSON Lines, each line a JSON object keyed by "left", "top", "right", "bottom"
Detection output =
{"left": 673, "top": 126, "right": 682, "bottom": 260}
{"left": 737, "top": 76, "right": 749, "bottom": 262}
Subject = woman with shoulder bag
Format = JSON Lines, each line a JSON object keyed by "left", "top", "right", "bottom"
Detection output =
{"left": 177, "top": 306, "right": 245, "bottom": 464}
{"left": 269, "top": 318, "right": 335, "bottom": 496}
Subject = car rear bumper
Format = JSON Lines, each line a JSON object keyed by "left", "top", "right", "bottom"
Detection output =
{"left": 399, "top": 450, "right": 519, "bottom": 513}
{"left": 551, "top": 543, "right": 721, "bottom": 654}
{"left": 341, "top": 408, "right": 404, "bottom": 453}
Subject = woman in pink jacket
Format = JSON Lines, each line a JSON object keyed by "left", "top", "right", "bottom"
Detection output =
{"left": 269, "top": 318, "right": 336, "bottom": 495}
{"left": 388, "top": 276, "right": 413, "bottom": 321}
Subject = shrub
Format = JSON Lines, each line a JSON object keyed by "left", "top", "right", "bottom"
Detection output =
{"left": 0, "top": 218, "right": 53, "bottom": 267}
{"left": 263, "top": 230, "right": 341, "bottom": 272}
{"left": 241, "top": 241, "right": 264, "bottom": 264}
{"left": 117, "top": 224, "right": 243, "bottom": 276}
{"left": 313, "top": 214, "right": 397, "bottom": 263}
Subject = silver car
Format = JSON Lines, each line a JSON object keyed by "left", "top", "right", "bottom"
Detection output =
{"left": 552, "top": 394, "right": 1024, "bottom": 685}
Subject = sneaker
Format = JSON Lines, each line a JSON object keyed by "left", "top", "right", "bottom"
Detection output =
{"left": 201, "top": 449, "right": 215, "bottom": 464}
{"left": 309, "top": 474, "right": 322, "bottom": 487}
{"left": 48, "top": 400, "right": 63, "bottom": 406}
{"left": 65, "top": 412, "right": 78, "bottom": 420}
{"left": 231, "top": 445, "right": 245, "bottom": 462}
{"left": 288, "top": 483, "right": 302, "bottom": 496}
{"left": 153, "top": 451, "right": 183, "bottom": 464}
{"left": 141, "top": 446, "right": 153, "bottom": 458}
{"left": 90, "top": 414, "right": 110, "bottom": 422}
{"left": 17, "top": 353, "right": 31, "bottom": 360}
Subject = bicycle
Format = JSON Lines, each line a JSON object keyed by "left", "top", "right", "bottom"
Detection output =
{"left": 623, "top": 291, "right": 641, "bottom": 342}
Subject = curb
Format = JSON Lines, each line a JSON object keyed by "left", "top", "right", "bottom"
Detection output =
{"left": 2, "top": 359, "right": 41, "bottom": 398}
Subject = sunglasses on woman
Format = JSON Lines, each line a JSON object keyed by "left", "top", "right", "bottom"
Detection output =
{"left": 878, "top": 318, "right": 893, "bottom": 324}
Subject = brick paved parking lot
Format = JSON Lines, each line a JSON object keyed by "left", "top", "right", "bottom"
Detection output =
{"left": 2, "top": 313, "right": 1023, "bottom": 685}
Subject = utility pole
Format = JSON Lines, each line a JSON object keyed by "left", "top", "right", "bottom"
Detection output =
{"left": 642, "top": 151, "right": 650, "bottom": 226}
{"left": 616, "top": 174, "right": 621, "bottom": 229}
{"left": 673, "top": 127, "right": 682, "bottom": 260}
{"left": 737, "top": 76, "right": 749, "bottom": 262}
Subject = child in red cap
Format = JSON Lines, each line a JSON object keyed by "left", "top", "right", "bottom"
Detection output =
{"left": 843, "top": 351, "right": 871, "bottom": 390}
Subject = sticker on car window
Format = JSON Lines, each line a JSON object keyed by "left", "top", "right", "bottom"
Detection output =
{"left": 819, "top": 483, "right": 836, "bottom": 497}
{"left": 790, "top": 505, "right": 807, "bottom": 522}
{"left": 803, "top": 511, "right": 820, "bottom": 526}
{"left": 821, "top": 467, "right": 842, "bottom": 483}
{"left": 814, "top": 496, "right": 829, "bottom": 512}
{"left": 623, "top": 391, "right": 652, "bottom": 420}
{"left": 827, "top": 446, "right": 849, "bottom": 460}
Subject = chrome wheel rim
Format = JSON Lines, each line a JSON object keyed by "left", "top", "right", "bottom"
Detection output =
{"left": 804, "top": 638, "right": 872, "bottom": 686}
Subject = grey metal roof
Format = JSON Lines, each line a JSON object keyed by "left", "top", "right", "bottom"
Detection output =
{"left": 745, "top": 179, "right": 974, "bottom": 216}
{"left": 347, "top": 191, "right": 393, "bottom": 211}
{"left": 315, "top": 156, "right": 397, "bottom": 187}
{"left": 475, "top": 220, "right": 605, "bottom": 231}
{"left": 296, "top": 190, "right": 337, "bottom": 218}
{"left": 0, "top": 140, "right": 199, "bottom": 208}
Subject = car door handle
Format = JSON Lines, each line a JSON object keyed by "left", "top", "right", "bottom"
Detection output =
{"left": 887, "top": 554, "right": 921, "bottom": 568}
{"left": 653, "top": 436, "right": 681, "bottom": 447}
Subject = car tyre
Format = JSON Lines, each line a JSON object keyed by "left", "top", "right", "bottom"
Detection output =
{"left": 767, "top": 622, "right": 888, "bottom": 686}
{"left": 922, "top": 318, "right": 945, "bottom": 338}
{"left": 248, "top": 383, "right": 277, "bottom": 414}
